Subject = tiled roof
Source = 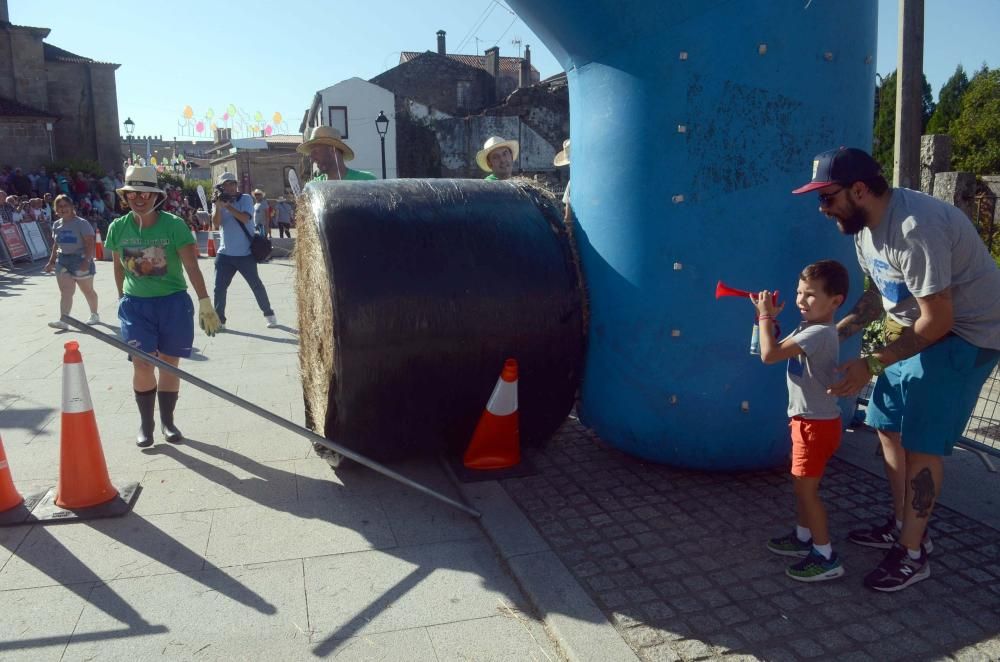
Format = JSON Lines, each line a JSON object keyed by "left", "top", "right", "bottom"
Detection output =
{"left": 43, "top": 43, "right": 118, "bottom": 66}
{"left": 264, "top": 135, "right": 303, "bottom": 145}
{"left": 400, "top": 51, "right": 538, "bottom": 77}
{"left": 0, "top": 96, "right": 56, "bottom": 119}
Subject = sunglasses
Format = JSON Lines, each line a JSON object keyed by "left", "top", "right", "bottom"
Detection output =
{"left": 817, "top": 186, "right": 848, "bottom": 207}
{"left": 125, "top": 191, "right": 155, "bottom": 199}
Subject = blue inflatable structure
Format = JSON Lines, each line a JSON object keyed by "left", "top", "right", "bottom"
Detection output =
{"left": 508, "top": 1, "right": 875, "bottom": 470}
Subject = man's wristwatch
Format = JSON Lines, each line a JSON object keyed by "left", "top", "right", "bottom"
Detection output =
{"left": 864, "top": 354, "right": 886, "bottom": 377}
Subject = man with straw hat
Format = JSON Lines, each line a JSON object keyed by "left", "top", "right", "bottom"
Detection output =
{"left": 297, "top": 126, "right": 375, "bottom": 182}
{"left": 104, "top": 165, "right": 222, "bottom": 447}
{"left": 476, "top": 136, "right": 519, "bottom": 181}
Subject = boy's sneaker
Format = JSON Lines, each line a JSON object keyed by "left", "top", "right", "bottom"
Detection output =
{"left": 265, "top": 314, "right": 278, "bottom": 328}
{"left": 848, "top": 517, "right": 934, "bottom": 553}
{"left": 86, "top": 313, "right": 101, "bottom": 325}
{"left": 48, "top": 320, "right": 69, "bottom": 330}
{"left": 786, "top": 549, "right": 845, "bottom": 583}
{"left": 767, "top": 531, "right": 812, "bottom": 558}
{"left": 864, "top": 543, "right": 929, "bottom": 592}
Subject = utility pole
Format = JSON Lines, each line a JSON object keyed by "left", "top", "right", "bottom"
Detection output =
{"left": 893, "top": 0, "right": 924, "bottom": 189}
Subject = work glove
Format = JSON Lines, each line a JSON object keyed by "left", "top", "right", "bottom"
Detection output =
{"left": 198, "top": 297, "right": 222, "bottom": 337}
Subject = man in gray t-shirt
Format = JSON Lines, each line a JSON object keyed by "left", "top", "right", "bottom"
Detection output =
{"left": 793, "top": 147, "right": 1000, "bottom": 593}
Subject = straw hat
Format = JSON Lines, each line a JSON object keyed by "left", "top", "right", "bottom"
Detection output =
{"left": 553, "top": 139, "right": 570, "bottom": 167}
{"left": 116, "top": 165, "right": 164, "bottom": 196}
{"left": 476, "top": 136, "right": 519, "bottom": 173}
{"left": 297, "top": 126, "right": 355, "bottom": 161}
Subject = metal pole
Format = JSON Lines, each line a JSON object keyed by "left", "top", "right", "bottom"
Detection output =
{"left": 128, "top": 136, "right": 134, "bottom": 165}
{"left": 61, "top": 316, "right": 481, "bottom": 519}
{"left": 380, "top": 135, "right": 387, "bottom": 179}
{"left": 893, "top": 0, "right": 924, "bottom": 189}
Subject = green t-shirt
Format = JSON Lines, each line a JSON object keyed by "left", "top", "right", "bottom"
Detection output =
{"left": 104, "top": 211, "right": 194, "bottom": 298}
{"left": 311, "top": 168, "right": 377, "bottom": 182}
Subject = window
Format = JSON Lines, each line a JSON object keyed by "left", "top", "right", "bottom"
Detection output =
{"left": 456, "top": 81, "right": 472, "bottom": 111}
{"left": 327, "top": 106, "right": 348, "bottom": 139}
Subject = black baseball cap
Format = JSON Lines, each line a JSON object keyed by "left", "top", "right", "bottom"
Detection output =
{"left": 792, "top": 147, "right": 882, "bottom": 195}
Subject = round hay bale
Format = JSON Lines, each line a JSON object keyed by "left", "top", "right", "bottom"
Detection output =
{"left": 295, "top": 178, "right": 585, "bottom": 462}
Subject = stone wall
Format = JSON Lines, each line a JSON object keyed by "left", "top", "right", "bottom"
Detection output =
{"left": 372, "top": 53, "right": 495, "bottom": 117}
{"left": 0, "top": 27, "right": 49, "bottom": 111}
{"left": 920, "top": 134, "right": 952, "bottom": 194}
{"left": 46, "top": 61, "right": 121, "bottom": 171}
{"left": 932, "top": 171, "right": 976, "bottom": 221}
{"left": 0, "top": 119, "right": 51, "bottom": 169}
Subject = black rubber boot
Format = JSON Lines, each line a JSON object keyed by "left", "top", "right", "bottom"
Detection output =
{"left": 158, "top": 390, "right": 183, "bottom": 443}
{"left": 135, "top": 388, "right": 156, "bottom": 447}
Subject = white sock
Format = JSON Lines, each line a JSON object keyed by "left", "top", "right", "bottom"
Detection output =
{"left": 895, "top": 518, "right": 903, "bottom": 531}
{"left": 813, "top": 543, "right": 833, "bottom": 560}
{"left": 796, "top": 525, "right": 811, "bottom": 542}
{"left": 907, "top": 547, "right": 922, "bottom": 560}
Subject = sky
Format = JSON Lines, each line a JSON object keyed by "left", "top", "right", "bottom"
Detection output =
{"left": 10, "top": 0, "right": 1000, "bottom": 141}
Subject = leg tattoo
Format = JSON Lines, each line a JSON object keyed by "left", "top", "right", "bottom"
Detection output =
{"left": 910, "top": 468, "right": 935, "bottom": 518}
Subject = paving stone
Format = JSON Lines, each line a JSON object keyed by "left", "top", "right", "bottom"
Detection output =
{"left": 786, "top": 638, "right": 825, "bottom": 658}
{"left": 623, "top": 625, "right": 664, "bottom": 649}
{"left": 671, "top": 638, "right": 715, "bottom": 660}
{"left": 640, "top": 642, "right": 682, "bottom": 662}
{"left": 843, "top": 622, "right": 881, "bottom": 643}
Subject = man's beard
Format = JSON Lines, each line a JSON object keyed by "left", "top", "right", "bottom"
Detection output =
{"left": 835, "top": 199, "right": 867, "bottom": 235}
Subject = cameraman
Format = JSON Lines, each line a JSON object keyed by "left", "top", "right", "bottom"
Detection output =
{"left": 211, "top": 172, "right": 277, "bottom": 329}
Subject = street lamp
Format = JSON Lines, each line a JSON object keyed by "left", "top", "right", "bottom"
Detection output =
{"left": 375, "top": 110, "right": 389, "bottom": 179}
{"left": 124, "top": 117, "right": 135, "bottom": 165}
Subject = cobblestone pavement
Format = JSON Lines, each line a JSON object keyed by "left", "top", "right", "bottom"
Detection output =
{"left": 502, "top": 419, "right": 1000, "bottom": 661}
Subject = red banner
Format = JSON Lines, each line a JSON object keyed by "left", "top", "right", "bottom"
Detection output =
{"left": 0, "top": 224, "right": 29, "bottom": 260}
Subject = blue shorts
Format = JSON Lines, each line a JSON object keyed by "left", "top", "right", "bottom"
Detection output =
{"left": 118, "top": 291, "right": 195, "bottom": 359}
{"left": 55, "top": 253, "right": 95, "bottom": 279}
{"left": 866, "top": 335, "right": 1000, "bottom": 455}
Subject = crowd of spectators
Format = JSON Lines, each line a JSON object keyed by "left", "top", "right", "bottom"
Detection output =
{"left": 0, "top": 164, "right": 207, "bottom": 237}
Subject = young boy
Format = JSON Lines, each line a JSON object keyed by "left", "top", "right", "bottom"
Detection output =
{"left": 752, "top": 259, "right": 849, "bottom": 582}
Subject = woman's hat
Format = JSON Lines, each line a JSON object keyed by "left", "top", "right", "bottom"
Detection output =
{"left": 553, "top": 139, "right": 570, "bottom": 167}
{"left": 476, "top": 136, "right": 520, "bottom": 173}
{"left": 117, "top": 165, "right": 164, "bottom": 196}
{"left": 297, "top": 126, "right": 355, "bottom": 161}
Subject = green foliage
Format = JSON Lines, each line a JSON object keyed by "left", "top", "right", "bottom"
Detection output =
{"left": 44, "top": 158, "right": 105, "bottom": 177}
{"left": 872, "top": 71, "right": 935, "bottom": 180}
{"left": 951, "top": 66, "right": 1000, "bottom": 175}
{"left": 926, "top": 65, "right": 969, "bottom": 134}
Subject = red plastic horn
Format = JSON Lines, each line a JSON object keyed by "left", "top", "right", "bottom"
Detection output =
{"left": 715, "top": 281, "right": 751, "bottom": 299}
{"left": 716, "top": 281, "right": 779, "bottom": 304}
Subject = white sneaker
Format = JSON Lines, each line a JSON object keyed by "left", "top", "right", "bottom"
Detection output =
{"left": 48, "top": 320, "right": 69, "bottom": 330}
{"left": 265, "top": 315, "right": 278, "bottom": 328}
{"left": 218, "top": 324, "right": 226, "bottom": 332}
{"left": 86, "top": 313, "right": 101, "bottom": 325}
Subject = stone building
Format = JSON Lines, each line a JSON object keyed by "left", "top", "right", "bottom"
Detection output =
{"left": 0, "top": 1, "right": 121, "bottom": 171}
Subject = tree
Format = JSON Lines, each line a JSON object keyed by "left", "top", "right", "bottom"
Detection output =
{"left": 926, "top": 64, "right": 969, "bottom": 134}
{"left": 951, "top": 66, "right": 1000, "bottom": 174}
{"left": 872, "top": 70, "right": 935, "bottom": 180}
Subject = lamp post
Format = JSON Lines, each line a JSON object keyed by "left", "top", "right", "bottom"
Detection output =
{"left": 124, "top": 117, "right": 135, "bottom": 165}
{"left": 375, "top": 110, "right": 389, "bottom": 179}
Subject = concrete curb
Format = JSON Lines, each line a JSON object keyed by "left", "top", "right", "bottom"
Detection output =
{"left": 454, "top": 479, "right": 639, "bottom": 662}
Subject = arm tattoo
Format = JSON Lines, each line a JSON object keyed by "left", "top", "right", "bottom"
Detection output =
{"left": 910, "top": 468, "right": 936, "bottom": 518}
{"left": 838, "top": 286, "right": 884, "bottom": 341}
{"left": 885, "top": 289, "right": 953, "bottom": 361}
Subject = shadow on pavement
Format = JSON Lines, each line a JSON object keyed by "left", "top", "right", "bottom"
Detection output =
{"left": 220, "top": 328, "right": 298, "bottom": 345}
{"left": 499, "top": 419, "right": 1000, "bottom": 660}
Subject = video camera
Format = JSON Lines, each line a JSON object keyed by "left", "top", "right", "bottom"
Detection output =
{"left": 213, "top": 184, "right": 241, "bottom": 204}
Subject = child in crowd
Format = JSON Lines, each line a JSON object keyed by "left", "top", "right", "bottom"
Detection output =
{"left": 751, "top": 259, "right": 849, "bottom": 582}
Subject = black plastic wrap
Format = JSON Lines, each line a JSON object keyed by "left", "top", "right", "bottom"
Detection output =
{"left": 296, "top": 179, "right": 585, "bottom": 461}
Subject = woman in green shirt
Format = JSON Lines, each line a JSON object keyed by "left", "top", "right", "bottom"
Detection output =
{"left": 104, "top": 166, "right": 222, "bottom": 448}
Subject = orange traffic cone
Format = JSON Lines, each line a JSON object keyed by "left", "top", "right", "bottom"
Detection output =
{"left": 463, "top": 359, "right": 520, "bottom": 470}
{"left": 207, "top": 234, "right": 217, "bottom": 257}
{"left": 55, "top": 341, "right": 119, "bottom": 509}
{"left": 0, "top": 434, "right": 24, "bottom": 513}
{"left": 94, "top": 231, "right": 105, "bottom": 261}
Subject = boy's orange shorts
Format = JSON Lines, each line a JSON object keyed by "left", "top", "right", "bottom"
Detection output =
{"left": 789, "top": 416, "right": 842, "bottom": 478}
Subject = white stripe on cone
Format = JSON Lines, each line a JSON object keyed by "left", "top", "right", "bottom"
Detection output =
{"left": 62, "top": 362, "right": 93, "bottom": 414}
{"left": 485, "top": 376, "right": 517, "bottom": 417}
